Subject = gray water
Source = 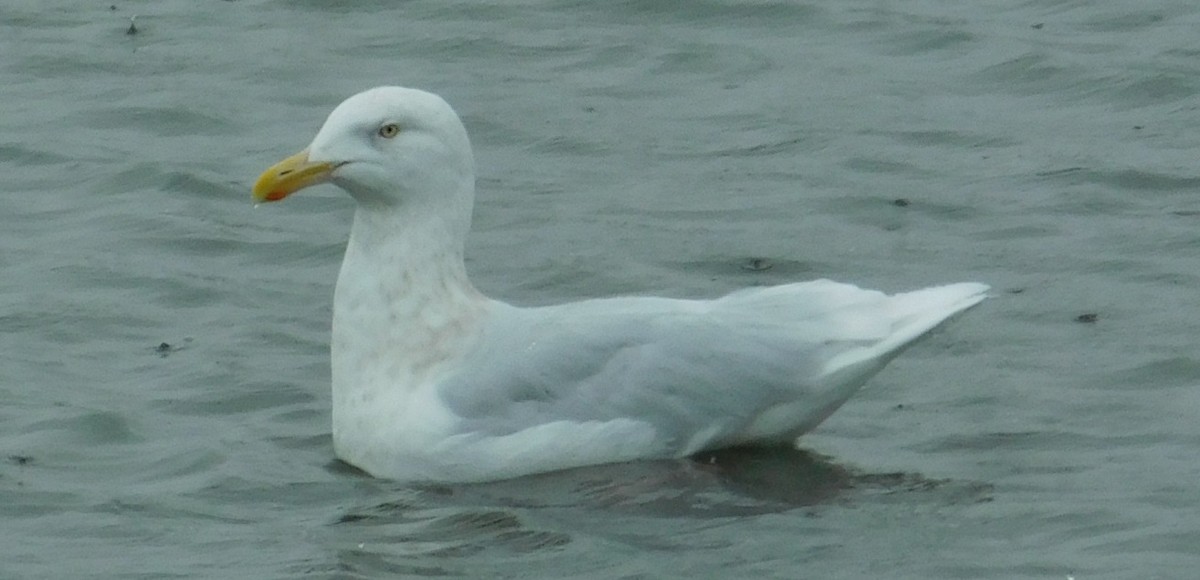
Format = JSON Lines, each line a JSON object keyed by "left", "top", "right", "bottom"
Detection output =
{"left": 3, "top": 0, "right": 1199, "bottom": 578}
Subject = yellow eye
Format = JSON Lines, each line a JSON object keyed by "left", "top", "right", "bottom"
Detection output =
{"left": 378, "top": 123, "right": 400, "bottom": 138}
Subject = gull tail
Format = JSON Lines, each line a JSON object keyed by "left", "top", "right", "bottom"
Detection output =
{"left": 822, "top": 282, "right": 989, "bottom": 390}
{"left": 878, "top": 282, "right": 989, "bottom": 356}
{"left": 728, "top": 281, "right": 989, "bottom": 443}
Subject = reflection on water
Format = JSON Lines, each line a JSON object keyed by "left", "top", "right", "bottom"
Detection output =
{"left": 440, "top": 446, "right": 992, "bottom": 516}
{"left": 324, "top": 446, "right": 993, "bottom": 577}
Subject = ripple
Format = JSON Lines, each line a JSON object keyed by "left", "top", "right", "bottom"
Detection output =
{"left": 884, "top": 29, "right": 976, "bottom": 55}
{"left": 0, "top": 144, "right": 74, "bottom": 166}
{"left": 24, "top": 410, "right": 141, "bottom": 446}
{"left": 1095, "top": 356, "right": 1200, "bottom": 391}
{"left": 70, "top": 106, "right": 236, "bottom": 137}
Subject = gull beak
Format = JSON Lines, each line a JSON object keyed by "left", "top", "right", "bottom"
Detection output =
{"left": 252, "top": 149, "right": 336, "bottom": 203}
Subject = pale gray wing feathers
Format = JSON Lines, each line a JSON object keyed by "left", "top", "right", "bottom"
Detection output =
{"left": 439, "top": 280, "right": 987, "bottom": 450}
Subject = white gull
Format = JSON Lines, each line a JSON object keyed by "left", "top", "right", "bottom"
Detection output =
{"left": 253, "top": 86, "right": 987, "bottom": 482}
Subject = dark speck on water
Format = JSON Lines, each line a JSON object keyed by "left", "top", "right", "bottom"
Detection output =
{"left": 741, "top": 257, "right": 773, "bottom": 271}
{"left": 892, "top": 198, "right": 910, "bottom": 207}
{"left": 126, "top": 15, "right": 138, "bottom": 36}
{"left": 1075, "top": 313, "right": 1099, "bottom": 323}
{"left": 153, "top": 337, "right": 192, "bottom": 357}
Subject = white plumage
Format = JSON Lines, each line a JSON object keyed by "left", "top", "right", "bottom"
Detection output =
{"left": 253, "top": 86, "right": 987, "bottom": 482}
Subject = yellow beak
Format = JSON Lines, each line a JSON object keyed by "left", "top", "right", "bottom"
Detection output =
{"left": 252, "top": 149, "right": 336, "bottom": 203}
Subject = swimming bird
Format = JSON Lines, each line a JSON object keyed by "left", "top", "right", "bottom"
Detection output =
{"left": 252, "top": 86, "right": 987, "bottom": 483}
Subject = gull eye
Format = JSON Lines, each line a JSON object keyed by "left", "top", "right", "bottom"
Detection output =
{"left": 378, "top": 123, "right": 400, "bottom": 138}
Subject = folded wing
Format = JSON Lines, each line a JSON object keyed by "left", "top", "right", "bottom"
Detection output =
{"left": 438, "top": 280, "right": 988, "bottom": 458}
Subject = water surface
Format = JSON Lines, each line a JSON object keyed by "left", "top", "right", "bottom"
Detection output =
{"left": 3, "top": 1, "right": 1199, "bottom": 578}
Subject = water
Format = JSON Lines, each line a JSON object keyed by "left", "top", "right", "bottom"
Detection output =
{"left": 3, "top": 0, "right": 1199, "bottom": 578}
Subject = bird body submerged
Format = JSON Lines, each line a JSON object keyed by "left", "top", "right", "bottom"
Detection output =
{"left": 254, "top": 86, "right": 987, "bottom": 483}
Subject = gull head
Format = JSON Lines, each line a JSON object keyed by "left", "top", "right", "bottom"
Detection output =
{"left": 253, "top": 86, "right": 475, "bottom": 212}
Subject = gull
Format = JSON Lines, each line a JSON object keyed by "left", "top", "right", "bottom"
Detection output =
{"left": 252, "top": 86, "right": 987, "bottom": 482}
